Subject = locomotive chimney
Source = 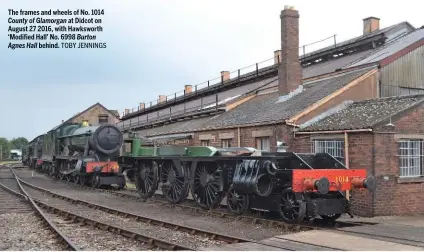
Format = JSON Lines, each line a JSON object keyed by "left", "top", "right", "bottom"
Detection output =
{"left": 363, "top": 17, "right": 380, "bottom": 35}
{"left": 278, "top": 5, "right": 301, "bottom": 96}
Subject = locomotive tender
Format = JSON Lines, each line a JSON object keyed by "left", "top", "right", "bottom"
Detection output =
{"left": 24, "top": 121, "right": 125, "bottom": 188}
{"left": 119, "top": 132, "right": 376, "bottom": 223}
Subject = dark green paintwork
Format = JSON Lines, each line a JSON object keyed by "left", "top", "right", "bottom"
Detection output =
{"left": 122, "top": 135, "right": 218, "bottom": 157}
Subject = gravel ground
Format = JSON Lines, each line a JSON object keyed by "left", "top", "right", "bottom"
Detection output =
{"left": 22, "top": 185, "right": 225, "bottom": 250}
{"left": 45, "top": 213, "right": 155, "bottom": 251}
{"left": 0, "top": 213, "right": 65, "bottom": 251}
{"left": 15, "top": 168, "right": 290, "bottom": 241}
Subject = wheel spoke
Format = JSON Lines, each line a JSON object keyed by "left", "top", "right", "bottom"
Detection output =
{"left": 279, "top": 189, "right": 306, "bottom": 224}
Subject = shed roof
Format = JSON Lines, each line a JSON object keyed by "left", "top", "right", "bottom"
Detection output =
{"left": 137, "top": 115, "right": 219, "bottom": 137}
{"left": 300, "top": 22, "right": 414, "bottom": 60}
{"left": 298, "top": 94, "right": 424, "bottom": 132}
{"left": 120, "top": 22, "right": 415, "bottom": 123}
{"left": 349, "top": 28, "right": 424, "bottom": 67}
{"left": 201, "top": 66, "right": 375, "bottom": 129}
{"left": 135, "top": 65, "right": 376, "bottom": 138}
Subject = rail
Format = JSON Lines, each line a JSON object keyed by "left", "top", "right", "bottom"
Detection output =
{"left": 15, "top": 168, "right": 338, "bottom": 251}
{"left": 17, "top": 177, "right": 254, "bottom": 245}
{"left": 0, "top": 165, "right": 80, "bottom": 250}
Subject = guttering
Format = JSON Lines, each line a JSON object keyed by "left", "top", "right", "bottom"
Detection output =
{"left": 237, "top": 127, "right": 241, "bottom": 147}
{"left": 294, "top": 128, "right": 372, "bottom": 135}
{"left": 285, "top": 121, "right": 298, "bottom": 127}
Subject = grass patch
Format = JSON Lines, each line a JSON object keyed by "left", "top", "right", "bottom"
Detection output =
{"left": 0, "top": 161, "right": 20, "bottom": 165}
{"left": 126, "top": 182, "right": 136, "bottom": 189}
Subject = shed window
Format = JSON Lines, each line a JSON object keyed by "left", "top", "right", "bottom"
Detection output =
{"left": 399, "top": 139, "right": 423, "bottom": 177}
{"left": 98, "top": 115, "right": 109, "bottom": 124}
{"left": 221, "top": 139, "right": 231, "bottom": 148}
{"left": 311, "top": 139, "right": 345, "bottom": 164}
{"left": 201, "top": 140, "right": 210, "bottom": 146}
{"left": 256, "top": 137, "right": 270, "bottom": 152}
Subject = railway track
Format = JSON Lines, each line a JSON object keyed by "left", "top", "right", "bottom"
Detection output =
{"left": 60, "top": 179, "right": 424, "bottom": 248}
{"left": 0, "top": 165, "right": 78, "bottom": 250}
{"left": 24, "top": 166, "right": 364, "bottom": 229}
{"left": 14, "top": 166, "right": 346, "bottom": 251}
{"left": 3, "top": 165, "right": 194, "bottom": 250}
{"left": 20, "top": 166, "right": 424, "bottom": 250}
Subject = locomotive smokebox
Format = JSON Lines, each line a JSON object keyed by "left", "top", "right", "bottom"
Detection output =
{"left": 89, "top": 124, "right": 124, "bottom": 155}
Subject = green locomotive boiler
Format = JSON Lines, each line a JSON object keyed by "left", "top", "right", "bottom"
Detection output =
{"left": 31, "top": 121, "right": 125, "bottom": 188}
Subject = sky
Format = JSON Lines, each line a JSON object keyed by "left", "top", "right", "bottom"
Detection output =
{"left": 1, "top": 0, "right": 422, "bottom": 141}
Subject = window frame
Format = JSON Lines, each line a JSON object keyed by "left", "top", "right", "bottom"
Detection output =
{"left": 221, "top": 139, "right": 231, "bottom": 148}
{"left": 398, "top": 139, "right": 423, "bottom": 178}
{"left": 256, "top": 137, "right": 270, "bottom": 152}
{"left": 98, "top": 114, "right": 109, "bottom": 124}
{"left": 311, "top": 139, "right": 345, "bottom": 164}
{"left": 200, "top": 140, "right": 210, "bottom": 146}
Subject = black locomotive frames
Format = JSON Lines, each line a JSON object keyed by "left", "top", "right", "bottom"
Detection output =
{"left": 119, "top": 135, "right": 375, "bottom": 224}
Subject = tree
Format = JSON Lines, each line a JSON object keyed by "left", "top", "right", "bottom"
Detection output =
{"left": 9, "top": 137, "right": 29, "bottom": 149}
{"left": 0, "top": 138, "right": 10, "bottom": 161}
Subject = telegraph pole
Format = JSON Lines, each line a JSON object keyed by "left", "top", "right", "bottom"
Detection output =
{"left": 0, "top": 145, "right": 2, "bottom": 162}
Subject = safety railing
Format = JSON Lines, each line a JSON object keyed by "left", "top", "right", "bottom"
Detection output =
{"left": 120, "top": 34, "right": 340, "bottom": 120}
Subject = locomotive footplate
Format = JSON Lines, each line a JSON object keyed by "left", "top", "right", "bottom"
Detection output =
{"left": 307, "top": 197, "right": 348, "bottom": 216}
{"left": 97, "top": 175, "right": 126, "bottom": 186}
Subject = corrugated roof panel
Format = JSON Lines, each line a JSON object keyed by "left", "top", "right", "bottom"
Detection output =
{"left": 350, "top": 29, "right": 424, "bottom": 67}
{"left": 302, "top": 49, "right": 374, "bottom": 79}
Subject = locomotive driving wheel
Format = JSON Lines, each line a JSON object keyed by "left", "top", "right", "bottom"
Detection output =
{"left": 191, "top": 162, "right": 224, "bottom": 210}
{"left": 135, "top": 161, "right": 158, "bottom": 200}
{"left": 160, "top": 161, "right": 189, "bottom": 204}
{"left": 279, "top": 188, "right": 306, "bottom": 224}
{"left": 226, "top": 184, "right": 249, "bottom": 215}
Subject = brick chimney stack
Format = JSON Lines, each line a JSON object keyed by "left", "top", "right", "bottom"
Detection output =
{"left": 363, "top": 17, "right": 380, "bottom": 35}
{"left": 278, "top": 5, "right": 301, "bottom": 96}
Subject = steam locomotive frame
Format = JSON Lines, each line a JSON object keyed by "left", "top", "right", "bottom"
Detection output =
{"left": 22, "top": 134, "right": 44, "bottom": 169}
{"left": 119, "top": 133, "right": 376, "bottom": 224}
{"left": 26, "top": 122, "right": 126, "bottom": 188}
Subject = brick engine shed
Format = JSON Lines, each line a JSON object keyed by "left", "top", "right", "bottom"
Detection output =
{"left": 117, "top": 7, "right": 424, "bottom": 217}
{"left": 295, "top": 95, "right": 424, "bottom": 216}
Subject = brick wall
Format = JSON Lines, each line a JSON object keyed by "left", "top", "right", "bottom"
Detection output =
{"left": 371, "top": 104, "right": 424, "bottom": 216}
{"left": 292, "top": 132, "right": 375, "bottom": 217}
{"left": 192, "top": 123, "right": 294, "bottom": 151}
{"left": 193, "top": 128, "right": 239, "bottom": 148}
{"left": 292, "top": 104, "right": 424, "bottom": 217}
{"left": 71, "top": 104, "right": 120, "bottom": 125}
{"left": 347, "top": 133, "right": 374, "bottom": 217}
